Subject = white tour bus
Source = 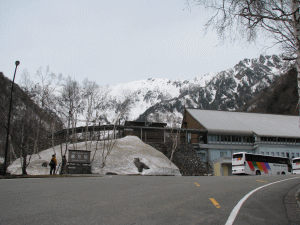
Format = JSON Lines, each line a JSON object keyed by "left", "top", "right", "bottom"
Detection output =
{"left": 232, "top": 152, "right": 291, "bottom": 175}
{"left": 292, "top": 157, "right": 300, "bottom": 174}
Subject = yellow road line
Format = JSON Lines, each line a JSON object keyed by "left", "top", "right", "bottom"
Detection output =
{"left": 209, "top": 198, "right": 221, "bottom": 208}
{"left": 256, "top": 180, "right": 267, "bottom": 183}
{"left": 194, "top": 182, "right": 200, "bottom": 186}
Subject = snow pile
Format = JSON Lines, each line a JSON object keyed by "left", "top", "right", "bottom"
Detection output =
{"left": 7, "top": 136, "right": 181, "bottom": 176}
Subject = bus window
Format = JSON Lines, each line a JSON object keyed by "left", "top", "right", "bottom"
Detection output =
{"left": 293, "top": 159, "right": 300, "bottom": 163}
{"left": 233, "top": 154, "right": 243, "bottom": 158}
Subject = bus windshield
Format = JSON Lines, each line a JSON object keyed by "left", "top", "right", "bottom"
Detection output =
{"left": 233, "top": 154, "right": 243, "bottom": 159}
{"left": 232, "top": 153, "right": 244, "bottom": 167}
{"left": 293, "top": 159, "right": 300, "bottom": 163}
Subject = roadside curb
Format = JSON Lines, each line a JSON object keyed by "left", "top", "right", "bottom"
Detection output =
{"left": 284, "top": 182, "right": 300, "bottom": 223}
{"left": 295, "top": 188, "right": 300, "bottom": 208}
{"left": 0, "top": 174, "right": 102, "bottom": 179}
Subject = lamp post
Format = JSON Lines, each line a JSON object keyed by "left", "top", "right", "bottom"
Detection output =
{"left": 2, "top": 61, "right": 20, "bottom": 175}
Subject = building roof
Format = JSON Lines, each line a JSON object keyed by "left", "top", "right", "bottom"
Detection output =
{"left": 186, "top": 109, "right": 300, "bottom": 138}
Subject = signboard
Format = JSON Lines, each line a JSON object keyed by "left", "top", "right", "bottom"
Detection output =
{"left": 68, "top": 150, "right": 91, "bottom": 164}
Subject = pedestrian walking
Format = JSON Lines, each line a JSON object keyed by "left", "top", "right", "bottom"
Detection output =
{"left": 49, "top": 154, "right": 57, "bottom": 175}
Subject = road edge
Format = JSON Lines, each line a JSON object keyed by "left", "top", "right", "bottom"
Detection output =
{"left": 295, "top": 188, "right": 300, "bottom": 208}
{"left": 225, "top": 177, "right": 300, "bottom": 225}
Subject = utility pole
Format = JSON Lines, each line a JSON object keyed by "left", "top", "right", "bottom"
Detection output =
{"left": 2, "top": 61, "right": 20, "bottom": 175}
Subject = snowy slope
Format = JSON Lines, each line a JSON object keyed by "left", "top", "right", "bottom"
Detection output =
{"left": 24, "top": 54, "right": 292, "bottom": 128}
{"left": 94, "top": 74, "right": 216, "bottom": 125}
{"left": 136, "top": 55, "right": 292, "bottom": 125}
{"left": 96, "top": 55, "right": 291, "bottom": 125}
{"left": 7, "top": 136, "right": 181, "bottom": 176}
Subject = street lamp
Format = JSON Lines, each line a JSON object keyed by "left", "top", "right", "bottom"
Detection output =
{"left": 2, "top": 61, "right": 20, "bottom": 175}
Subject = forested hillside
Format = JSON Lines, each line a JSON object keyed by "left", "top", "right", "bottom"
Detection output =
{"left": 0, "top": 72, "right": 63, "bottom": 173}
{"left": 240, "top": 67, "right": 298, "bottom": 115}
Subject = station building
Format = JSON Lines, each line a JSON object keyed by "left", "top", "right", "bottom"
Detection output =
{"left": 181, "top": 109, "right": 300, "bottom": 176}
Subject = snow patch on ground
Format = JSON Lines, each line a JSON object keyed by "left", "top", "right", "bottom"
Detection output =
{"left": 7, "top": 136, "right": 181, "bottom": 176}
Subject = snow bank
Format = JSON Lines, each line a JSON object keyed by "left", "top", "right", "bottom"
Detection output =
{"left": 7, "top": 136, "right": 181, "bottom": 176}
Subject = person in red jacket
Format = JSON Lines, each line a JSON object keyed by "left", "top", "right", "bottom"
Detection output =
{"left": 49, "top": 154, "right": 57, "bottom": 175}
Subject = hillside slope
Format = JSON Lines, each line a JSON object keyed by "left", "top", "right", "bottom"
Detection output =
{"left": 0, "top": 72, "right": 63, "bottom": 159}
{"left": 136, "top": 55, "right": 292, "bottom": 125}
{"left": 240, "top": 67, "right": 298, "bottom": 115}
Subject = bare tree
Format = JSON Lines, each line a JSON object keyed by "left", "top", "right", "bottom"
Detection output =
{"left": 169, "top": 129, "right": 181, "bottom": 164}
{"left": 82, "top": 78, "right": 99, "bottom": 150}
{"left": 20, "top": 67, "right": 63, "bottom": 158}
{"left": 59, "top": 76, "right": 83, "bottom": 158}
{"left": 115, "top": 92, "right": 134, "bottom": 123}
{"left": 95, "top": 95, "right": 132, "bottom": 168}
{"left": 187, "top": 0, "right": 300, "bottom": 114}
{"left": 11, "top": 105, "right": 40, "bottom": 175}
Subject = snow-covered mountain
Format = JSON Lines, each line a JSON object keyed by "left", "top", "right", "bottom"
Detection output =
{"left": 14, "top": 54, "right": 291, "bottom": 129}
{"left": 95, "top": 71, "right": 217, "bottom": 125}
{"left": 92, "top": 54, "right": 292, "bottom": 127}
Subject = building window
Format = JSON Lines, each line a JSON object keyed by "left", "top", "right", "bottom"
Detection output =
{"left": 297, "top": 153, "right": 300, "bottom": 157}
{"left": 210, "top": 135, "right": 218, "bottom": 143}
{"left": 266, "top": 152, "right": 269, "bottom": 155}
{"left": 244, "top": 136, "right": 252, "bottom": 144}
{"left": 232, "top": 136, "right": 236, "bottom": 143}
{"left": 276, "top": 152, "right": 280, "bottom": 156}
{"left": 220, "top": 151, "right": 227, "bottom": 158}
{"left": 281, "top": 152, "right": 285, "bottom": 157}
{"left": 224, "top": 136, "right": 230, "bottom": 143}
{"left": 271, "top": 152, "right": 274, "bottom": 156}
{"left": 220, "top": 135, "right": 225, "bottom": 142}
{"left": 261, "top": 152, "right": 264, "bottom": 155}
{"left": 292, "top": 153, "right": 295, "bottom": 158}
{"left": 287, "top": 138, "right": 294, "bottom": 144}
{"left": 207, "top": 136, "right": 212, "bottom": 142}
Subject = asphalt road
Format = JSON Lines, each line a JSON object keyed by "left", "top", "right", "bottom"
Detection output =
{"left": 0, "top": 175, "right": 300, "bottom": 225}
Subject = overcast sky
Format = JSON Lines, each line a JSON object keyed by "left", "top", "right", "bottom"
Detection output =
{"left": 1, "top": 0, "right": 279, "bottom": 86}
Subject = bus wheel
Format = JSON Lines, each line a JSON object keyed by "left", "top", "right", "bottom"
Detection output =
{"left": 281, "top": 172, "right": 286, "bottom": 175}
{"left": 256, "top": 170, "right": 261, "bottom": 175}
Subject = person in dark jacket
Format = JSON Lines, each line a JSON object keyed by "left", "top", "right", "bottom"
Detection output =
{"left": 49, "top": 154, "right": 57, "bottom": 175}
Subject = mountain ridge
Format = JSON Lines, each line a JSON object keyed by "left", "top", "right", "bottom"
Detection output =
{"left": 1, "top": 54, "right": 293, "bottom": 129}
{"left": 56, "top": 54, "right": 293, "bottom": 127}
